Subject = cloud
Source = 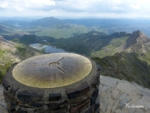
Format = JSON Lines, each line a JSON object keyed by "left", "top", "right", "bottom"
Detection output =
{"left": 0, "top": 2, "right": 9, "bottom": 9}
{"left": 0, "top": 0, "right": 55, "bottom": 11}
{"left": 113, "top": 0, "right": 121, "bottom": 4}
{"left": 130, "top": 4, "right": 141, "bottom": 10}
{"left": 0, "top": 0, "right": 150, "bottom": 18}
{"left": 29, "top": 0, "right": 55, "bottom": 5}
{"left": 112, "top": 6, "right": 124, "bottom": 10}
{"left": 26, "top": 0, "right": 55, "bottom": 8}
{"left": 14, "top": 5, "right": 24, "bottom": 11}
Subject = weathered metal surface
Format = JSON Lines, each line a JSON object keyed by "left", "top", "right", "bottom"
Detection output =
{"left": 12, "top": 53, "right": 92, "bottom": 88}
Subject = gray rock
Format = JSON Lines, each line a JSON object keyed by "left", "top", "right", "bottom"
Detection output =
{"left": 128, "top": 108, "right": 136, "bottom": 113}
{"left": 135, "top": 109, "right": 145, "bottom": 113}
{"left": 119, "top": 98, "right": 127, "bottom": 109}
{"left": 99, "top": 85, "right": 103, "bottom": 94}
{"left": 116, "top": 82, "right": 139, "bottom": 96}
{"left": 100, "top": 75, "right": 150, "bottom": 113}
{"left": 111, "top": 88, "right": 120, "bottom": 100}
{"left": 125, "top": 96, "right": 132, "bottom": 103}
{"left": 0, "top": 101, "right": 6, "bottom": 108}
{"left": 136, "top": 96, "right": 150, "bottom": 110}
{"left": 0, "top": 86, "right": 4, "bottom": 101}
{"left": 119, "top": 93, "right": 127, "bottom": 100}
{"left": 134, "top": 85, "right": 150, "bottom": 98}
{"left": 0, "top": 105, "right": 8, "bottom": 113}
{"left": 100, "top": 76, "right": 119, "bottom": 88}
{"left": 102, "top": 86, "right": 108, "bottom": 92}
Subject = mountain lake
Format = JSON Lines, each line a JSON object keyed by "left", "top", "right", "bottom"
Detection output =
{"left": 29, "top": 43, "right": 66, "bottom": 53}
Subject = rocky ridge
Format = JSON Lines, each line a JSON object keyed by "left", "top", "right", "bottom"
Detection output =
{"left": 125, "top": 30, "right": 150, "bottom": 54}
{"left": 93, "top": 30, "right": 150, "bottom": 89}
{"left": 125, "top": 30, "right": 150, "bottom": 48}
{"left": 100, "top": 75, "right": 150, "bottom": 113}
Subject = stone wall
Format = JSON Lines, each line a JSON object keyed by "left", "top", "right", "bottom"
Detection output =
{"left": 1, "top": 75, "right": 150, "bottom": 113}
{"left": 0, "top": 84, "right": 8, "bottom": 113}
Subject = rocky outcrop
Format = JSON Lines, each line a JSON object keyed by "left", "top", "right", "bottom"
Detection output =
{"left": 125, "top": 30, "right": 150, "bottom": 49}
{"left": 125, "top": 30, "right": 150, "bottom": 54}
{"left": 0, "top": 84, "right": 8, "bottom": 113}
{"left": 99, "top": 75, "right": 150, "bottom": 113}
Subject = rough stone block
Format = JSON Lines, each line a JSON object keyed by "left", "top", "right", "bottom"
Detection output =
{"left": 100, "top": 76, "right": 119, "bottom": 88}
{"left": 90, "top": 88, "right": 98, "bottom": 105}
{"left": 66, "top": 82, "right": 90, "bottom": 99}
{"left": 49, "top": 93, "right": 62, "bottom": 101}
{"left": 17, "top": 91, "right": 43, "bottom": 103}
{"left": 135, "top": 96, "right": 150, "bottom": 109}
{"left": 0, "top": 105, "right": 8, "bottom": 113}
{"left": 111, "top": 88, "right": 120, "bottom": 100}
{"left": 117, "top": 82, "right": 139, "bottom": 96}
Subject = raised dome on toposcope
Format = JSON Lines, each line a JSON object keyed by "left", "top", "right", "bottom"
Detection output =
{"left": 12, "top": 53, "right": 92, "bottom": 88}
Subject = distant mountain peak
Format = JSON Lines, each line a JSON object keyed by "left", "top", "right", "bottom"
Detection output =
{"left": 125, "top": 30, "right": 150, "bottom": 49}
{"left": 38, "top": 17, "right": 60, "bottom": 21}
{"left": 32, "top": 17, "right": 67, "bottom": 27}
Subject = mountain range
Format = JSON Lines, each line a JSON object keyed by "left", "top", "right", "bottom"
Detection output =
{"left": 26, "top": 29, "right": 150, "bottom": 88}
{"left": 1, "top": 17, "right": 150, "bottom": 39}
{"left": 1, "top": 17, "right": 150, "bottom": 89}
{"left": 92, "top": 30, "right": 150, "bottom": 88}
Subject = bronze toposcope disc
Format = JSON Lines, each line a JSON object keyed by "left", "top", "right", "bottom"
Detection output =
{"left": 12, "top": 53, "right": 92, "bottom": 88}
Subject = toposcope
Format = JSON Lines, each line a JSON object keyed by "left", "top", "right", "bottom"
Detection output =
{"left": 2, "top": 53, "right": 100, "bottom": 113}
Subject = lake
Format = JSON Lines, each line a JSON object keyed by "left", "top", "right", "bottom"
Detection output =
{"left": 29, "top": 43, "right": 66, "bottom": 53}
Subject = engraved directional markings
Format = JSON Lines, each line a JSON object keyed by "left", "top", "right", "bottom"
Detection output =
{"left": 57, "top": 66, "right": 66, "bottom": 74}
{"left": 48, "top": 57, "right": 66, "bottom": 73}
{"left": 31, "top": 57, "right": 66, "bottom": 73}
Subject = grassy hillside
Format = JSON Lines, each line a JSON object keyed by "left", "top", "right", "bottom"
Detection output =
{"left": 91, "top": 31, "right": 150, "bottom": 88}
{"left": 14, "top": 31, "right": 131, "bottom": 56}
{"left": 0, "top": 49, "right": 13, "bottom": 79}
{"left": 34, "top": 25, "right": 91, "bottom": 39}
{"left": 0, "top": 17, "right": 92, "bottom": 39}
{"left": 92, "top": 52, "right": 150, "bottom": 88}
{"left": 0, "top": 38, "right": 42, "bottom": 82}
{"left": 49, "top": 31, "right": 131, "bottom": 56}
{"left": 91, "top": 36, "right": 129, "bottom": 58}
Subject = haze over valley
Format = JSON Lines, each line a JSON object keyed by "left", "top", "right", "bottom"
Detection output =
{"left": 0, "top": 17, "right": 150, "bottom": 89}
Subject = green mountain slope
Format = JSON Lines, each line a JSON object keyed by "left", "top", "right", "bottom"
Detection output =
{"left": 91, "top": 36, "right": 128, "bottom": 58}
{"left": 92, "top": 52, "right": 150, "bottom": 88}
{"left": 34, "top": 24, "right": 90, "bottom": 39}
{"left": 0, "top": 17, "right": 92, "bottom": 39}
{"left": 92, "top": 30, "right": 150, "bottom": 88}
{"left": 0, "top": 36, "right": 42, "bottom": 82}
{"left": 15, "top": 31, "right": 131, "bottom": 56}
{"left": 50, "top": 31, "right": 131, "bottom": 55}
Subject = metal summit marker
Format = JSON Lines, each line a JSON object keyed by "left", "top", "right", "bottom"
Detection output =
{"left": 2, "top": 53, "right": 100, "bottom": 113}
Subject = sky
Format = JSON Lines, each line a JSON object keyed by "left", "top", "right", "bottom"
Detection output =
{"left": 0, "top": 0, "right": 150, "bottom": 19}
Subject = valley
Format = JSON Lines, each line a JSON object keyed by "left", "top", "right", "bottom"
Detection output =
{"left": 1, "top": 17, "right": 150, "bottom": 89}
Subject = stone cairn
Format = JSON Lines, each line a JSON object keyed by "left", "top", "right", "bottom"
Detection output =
{"left": 2, "top": 53, "right": 100, "bottom": 113}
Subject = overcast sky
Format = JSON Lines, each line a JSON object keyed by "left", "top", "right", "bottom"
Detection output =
{"left": 0, "top": 0, "right": 150, "bottom": 19}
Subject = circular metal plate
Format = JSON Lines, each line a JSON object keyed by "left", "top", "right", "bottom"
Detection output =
{"left": 12, "top": 53, "right": 92, "bottom": 88}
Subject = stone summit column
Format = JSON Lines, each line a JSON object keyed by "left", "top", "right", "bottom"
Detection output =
{"left": 2, "top": 53, "right": 100, "bottom": 113}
